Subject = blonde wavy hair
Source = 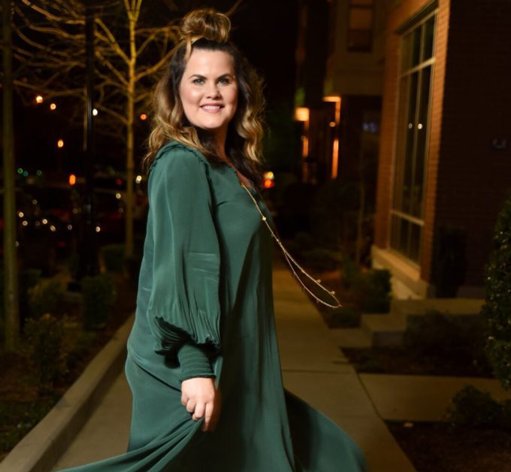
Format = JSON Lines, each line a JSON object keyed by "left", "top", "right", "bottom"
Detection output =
{"left": 144, "top": 8, "right": 265, "bottom": 181}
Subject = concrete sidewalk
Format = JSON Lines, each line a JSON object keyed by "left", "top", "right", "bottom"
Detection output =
{"left": 0, "top": 269, "right": 415, "bottom": 472}
{"left": 51, "top": 266, "right": 414, "bottom": 471}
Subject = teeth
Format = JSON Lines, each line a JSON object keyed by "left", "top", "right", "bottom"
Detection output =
{"left": 202, "top": 105, "right": 222, "bottom": 111}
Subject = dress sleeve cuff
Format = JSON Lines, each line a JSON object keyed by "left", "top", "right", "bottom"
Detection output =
{"left": 177, "top": 342, "right": 215, "bottom": 381}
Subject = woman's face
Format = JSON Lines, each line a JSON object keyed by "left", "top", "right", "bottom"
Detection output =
{"left": 179, "top": 49, "right": 238, "bottom": 142}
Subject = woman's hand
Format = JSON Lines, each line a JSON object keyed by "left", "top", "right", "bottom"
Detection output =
{"left": 181, "top": 377, "right": 221, "bottom": 432}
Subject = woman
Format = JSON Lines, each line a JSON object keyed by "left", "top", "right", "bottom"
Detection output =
{"left": 62, "top": 8, "right": 366, "bottom": 471}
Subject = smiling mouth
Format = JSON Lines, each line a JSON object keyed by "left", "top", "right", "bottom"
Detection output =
{"left": 201, "top": 105, "right": 224, "bottom": 112}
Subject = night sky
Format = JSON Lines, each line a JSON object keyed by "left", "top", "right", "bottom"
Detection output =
{"left": 14, "top": 0, "right": 299, "bottom": 173}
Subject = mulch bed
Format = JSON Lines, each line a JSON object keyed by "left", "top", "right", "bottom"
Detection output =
{"left": 342, "top": 346, "right": 493, "bottom": 378}
{"left": 388, "top": 421, "right": 511, "bottom": 472}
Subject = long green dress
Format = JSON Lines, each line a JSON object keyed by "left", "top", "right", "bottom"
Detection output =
{"left": 60, "top": 142, "right": 366, "bottom": 472}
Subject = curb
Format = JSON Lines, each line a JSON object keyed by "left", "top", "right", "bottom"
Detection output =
{"left": 0, "top": 316, "right": 133, "bottom": 472}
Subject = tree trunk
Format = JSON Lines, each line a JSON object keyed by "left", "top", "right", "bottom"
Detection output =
{"left": 2, "top": 0, "right": 20, "bottom": 351}
{"left": 125, "top": 9, "right": 137, "bottom": 258}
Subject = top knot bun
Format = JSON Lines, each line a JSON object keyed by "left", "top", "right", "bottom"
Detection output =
{"left": 180, "top": 8, "right": 231, "bottom": 44}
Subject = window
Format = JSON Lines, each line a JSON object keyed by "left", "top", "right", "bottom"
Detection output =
{"left": 347, "top": 0, "right": 374, "bottom": 53}
{"left": 390, "top": 13, "right": 436, "bottom": 262}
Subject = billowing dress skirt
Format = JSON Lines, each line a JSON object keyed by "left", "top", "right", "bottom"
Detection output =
{"left": 59, "top": 142, "right": 366, "bottom": 472}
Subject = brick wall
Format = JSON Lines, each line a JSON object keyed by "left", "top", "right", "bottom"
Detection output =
{"left": 434, "top": 0, "right": 511, "bottom": 288}
{"left": 376, "top": 0, "right": 511, "bottom": 293}
{"left": 374, "top": 0, "right": 450, "bottom": 286}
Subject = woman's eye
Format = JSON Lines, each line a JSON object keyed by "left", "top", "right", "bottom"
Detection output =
{"left": 192, "top": 77, "right": 205, "bottom": 85}
{"left": 218, "top": 77, "right": 232, "bottom": 85}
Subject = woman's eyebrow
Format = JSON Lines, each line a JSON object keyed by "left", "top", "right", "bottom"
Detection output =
{"left": 187, "top": 73, "right": 235, "bottom": 79}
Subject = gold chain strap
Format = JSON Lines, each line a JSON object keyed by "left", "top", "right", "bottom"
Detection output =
{"left": 241, "top": 184, "right": 342, "bottom": 309}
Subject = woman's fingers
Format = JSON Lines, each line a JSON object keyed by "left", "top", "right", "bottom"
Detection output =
{"left": 202, "top": 401, "right": 214, "bottom": 431}
{"left": 185, "top": 399, "right": 196, "bottom": 413}
{"left": 181, "top": 377, "right": 221, "bottom": 430}
{"left": 192, "top": 401, "right": 206, "bottom": 421}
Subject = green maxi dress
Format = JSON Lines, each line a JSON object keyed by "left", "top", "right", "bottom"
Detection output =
{"left": 60, "top": 142, "right": 366, "bottom": 472}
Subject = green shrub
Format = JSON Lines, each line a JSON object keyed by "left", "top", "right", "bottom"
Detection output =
{"left": 481, "top": 192, "right": 511, "bottom": 389}
{"left": 28, "top": 280, "right": 67, "bottom": 319}
{"left": 100, "top": 244, "right": 126, "bottom": 273}
{"left": 448, "top": 385, "right": 502, "bottom": 427}
{"left": 81, "top": 273, "right": 116, "bottom": 330}
{"left": 24, "top": 314, "right": 66, "bottom": 391}
{"left": 351, "top": 269, "right": 391, "bottom": 313}
{"left": 0, "top": 268, "right": 42, "bottom": 337}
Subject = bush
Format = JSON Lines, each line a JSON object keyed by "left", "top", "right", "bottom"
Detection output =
{"left": 448, "top": 385, "right": 502, "bottom": 428}
{"left": 0, "top": 269, "right": 41, "bottom": 335}
{"left": 28, "top": 280, "right": 67, "bottom": 319}
{"left": 481, "top": 192, "right": 511, "bottom": 389}
{"left": 100, "top": 244, "right": 126, "bottom": 273}
{"left": 24, "top": 314, "right": 66, "bottom": 391}
{"left": 81, "top": 273, "right": 116, "bottom": 330}
{"left": 351, "top": 268, "right": 391, "bottom": 313}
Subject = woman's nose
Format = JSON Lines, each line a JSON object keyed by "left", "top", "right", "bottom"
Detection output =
{"left": 205, "top": 82, "right": 220, "bottom": 98}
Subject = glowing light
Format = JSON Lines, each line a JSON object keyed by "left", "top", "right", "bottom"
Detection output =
{"left": 418, "top": 123, "right": 423, "bottom": 130}
{"left": 92, "top": 108, "right": 99, "bottom": 116}
{"left": 301, "top": 136, "right": 309, "bottom": 158}
{"left": 263, "top": 171, "right": 275, "bottom": 189}
{"left": 35, "top": 95, "right": 44, "bottom": 104}
{"left": 68, "top": 174, "right": 77, "bottom": 186}
{"left": 42, "top": 218, "right": 48, "bottom": 225}
{"left": 324, "top": 96, "right": 342, "bottom": 179}
{"left": 67, "top": 224, "right": 73, "bottom": 231}
{"left": 57, "top": 139, "right": 65, "bottom": 149}
{"left": 115, "top": 192, "right": 122, "bottom": 200}
{"left": 140, "top": 113, "right": 148, "bottom": 121}
{"left": 294, "top": 107, "right": 310, "bottom": 122}
{"left": 95, "top": 226, "right": 101, "bottom": 233}
{"left": 135, "top": 175, "right": 143, "bottom": 184}
{"left": 50, "top": 103, "right": 57, "bottom": 111}
{"left": 332, "top": 138, "right": 339, "bottom": 179}
{"left": 22, "top": 220, "right": 29, "bottom": 227}
{"left": 50, "top": 225, "right": 57, "bottom": 232}
{"left": 18, "top": 211, "right": 24, "bottom": 218}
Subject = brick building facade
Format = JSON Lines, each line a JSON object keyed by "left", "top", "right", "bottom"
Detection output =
{"left": 373, "top": 0, "right": 511, "bottom": 298}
